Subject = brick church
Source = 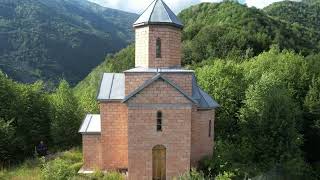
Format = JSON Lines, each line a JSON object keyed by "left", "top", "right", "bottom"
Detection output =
{"left": 79, "top": 0, "right": 219, "bottom": 179}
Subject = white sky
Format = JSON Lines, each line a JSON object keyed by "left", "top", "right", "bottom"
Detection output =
{"left": 88, "top": 0, "right": 300, "bottom": 13}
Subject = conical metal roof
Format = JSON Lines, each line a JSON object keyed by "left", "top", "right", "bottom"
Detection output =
{"left": 133, "top": 0, "right": 184, "bottom": 29}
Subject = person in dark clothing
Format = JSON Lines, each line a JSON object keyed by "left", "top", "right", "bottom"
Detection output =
{"left": 36, "top": 140, "right": 47, "bottom": 157}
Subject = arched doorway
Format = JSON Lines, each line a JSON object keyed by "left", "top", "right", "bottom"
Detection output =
{"left": 152, "top": 145, "right": 166, "bottom": 180}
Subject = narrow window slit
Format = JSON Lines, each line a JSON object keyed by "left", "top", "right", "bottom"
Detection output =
{"left": 157, "top": 111, "right": 162, "bottom": 131}
{"left": 209, "top": 120, "right": 212, "bottom": 137}
{"left": 156, "top": 38, "right": 161, "bottom": 58}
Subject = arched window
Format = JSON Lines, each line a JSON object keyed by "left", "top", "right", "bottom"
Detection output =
{"left": 156, "top": 38, "right": 161, "bottom": 58}
{"left": 157, "top": 111, "right": 162, "bottom": 132}
{"left": 209, "top": 120, "right": 212, "bottom": 137}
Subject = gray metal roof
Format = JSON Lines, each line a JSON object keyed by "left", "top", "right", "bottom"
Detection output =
{"left": 97, "top": 73, "right": 125, "bottom": 101}
{"left": 96, "top": 72, "right": 219, "bottom": 109}
{"left": 124, "top": 67, "right": 194, "bottom": 73}
{"left": 123, "top": 73, "right": 197, "bottom": 104}
{"left": 133, "top": 0, "right": 184, "bottom": 29}
{"left": 79, "top": 114, "right": 101, "bottom": 134}
{"left": 192, "top": 75, "right": 220, "bottom": 109}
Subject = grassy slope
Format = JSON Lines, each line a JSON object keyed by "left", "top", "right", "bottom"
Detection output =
{"left": 0, "top": 161, "right": 41, "bottom": 180}
{"left": 0, "top": 148, "right": 82, "bottom": 180}
{"left": 0, "top": 148, "right": 124, "bottom": 180}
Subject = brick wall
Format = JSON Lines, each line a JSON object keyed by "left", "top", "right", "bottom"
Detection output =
{"left": 128, "top": 79, "right": 192, "bottom": 105}
{"left": 134, "top": 25, "right": 182, "bottom": 68}
{"left": 126, "top": 79, "right": 192, "bottom": 180}
{"left": 191, "top": 108, "right": 215, "bottom": 167}
{"left": 100, "top": 102, "right": 128, "bottom": 170}
{"left": 125, "top": 72, "right": 193, "bottom": 96}
{"left": 125, "top": 73, "right": 155, "bottom": 96}
{"left": 148, "top": 25, "right": 182, "bottom": 68}
{"left": 162, "top": 73, "right": 193, "bottom": 96}
{"left": 82, "top": 135, "right": 101, "bottom": 170}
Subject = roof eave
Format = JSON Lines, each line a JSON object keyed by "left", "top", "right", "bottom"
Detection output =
{"left": 133, "top": 22, "right": 184, "bottom": 29}
{"left": 197, "top": 105, "right": 220, "bottom": 110}
{"left": 98, "top": 99, "right": 123, "bottom": 102}
{"left": 124, "top": 68, "right": 194, "bottom": 73}
{"left": 79, "top": 132, "right": 101, "bottom": 135}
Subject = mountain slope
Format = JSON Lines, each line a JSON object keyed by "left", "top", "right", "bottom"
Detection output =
{"left": 178, "top": 1, "right": 320, "bottom": 64}
{"left": 74, "top": 45, "right": 134, "bottom": 112}
{"left": 0, "top": 0, "right": 137, "bottom": 86}
{"left": 264, "top": 0, "right": 320, "bottom": 32}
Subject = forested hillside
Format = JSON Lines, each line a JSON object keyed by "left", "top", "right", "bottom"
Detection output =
{"left": 73, "top": 1, "right": 320, "bottom": 179}
{"left": 0, "top": 0, "right": 137, "bottom": 86}
{"left": 74, "top": 45, "right": 134, "bottom": 112}
{"left": 178, "top": 1, "right": 320, "bottom": 64}
{"left": 264, "top": 0, "right": 320, "bottom": 32}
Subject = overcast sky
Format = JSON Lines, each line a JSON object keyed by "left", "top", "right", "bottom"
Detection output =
{"left": 87, "top": 0, "right": 299, "bottom": 13}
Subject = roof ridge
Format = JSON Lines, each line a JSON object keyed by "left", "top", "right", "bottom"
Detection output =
{"left": 108, "top": 74, "right": 115, "bottom": 99}
{"left": 85, "top": 115, "right": 93, "bottom": 132}
{"left": 148, "top": 0, "right": 159, "bottom": 22}
{"left": 160, "top": 75, "right": 198, "bottom": 104}
{"left": 136, "top": 0, "right": 157, "bottom": 23}
{"left": 133, "top": 0, "right": 183, "bottom": 28}
{"left": 122, "top": 73, "right": 197, "bottom": 104}
{"left": 160, "top": 0, "right": 172, "bottom": 23}
{"left": 199, "top": 88, "right": 210, "bottom": 107}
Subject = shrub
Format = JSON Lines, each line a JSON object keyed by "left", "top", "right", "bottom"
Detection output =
{"left": 175, "top": 169, "right": 208, "bottom": 180}
{"left": 69, "top": 162, "right": 83, "bottom": 173}
{"left": 60, "top": 149, "right": 83, "bottom": 164}
{"left": 103, "top": 171, "right": 125, "bottom": 180}
{"left": 91, "top": 169, "right": 104, "bottom": 179}
{"left": 89, "top": 170, "right": 124, "bottom": 180}
{"left": 215, "top": 171, "right": 235, "bottom": 180}
{"left": 40, "top": 149, "right": 83, "bottom": 180}
{"left": 198, "top": 155, "right": 214, "bottom": 176}
{"left": 41, "top": 158, "right": 76, "bottom": 180}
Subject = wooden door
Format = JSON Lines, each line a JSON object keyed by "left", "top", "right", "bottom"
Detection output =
{"left": 152, "top": 145, "right": 166, "bottom": 180}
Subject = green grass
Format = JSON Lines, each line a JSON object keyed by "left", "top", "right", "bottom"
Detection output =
{"left": 0, "top": 148, "right": 125, "bottom": 180}
{"left": 0, "top": 158, "right": 42, "bottom": 180}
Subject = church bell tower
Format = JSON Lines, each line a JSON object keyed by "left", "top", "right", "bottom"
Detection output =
{"left": 133, "top": 0, "right": 184, "bottom": 68}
